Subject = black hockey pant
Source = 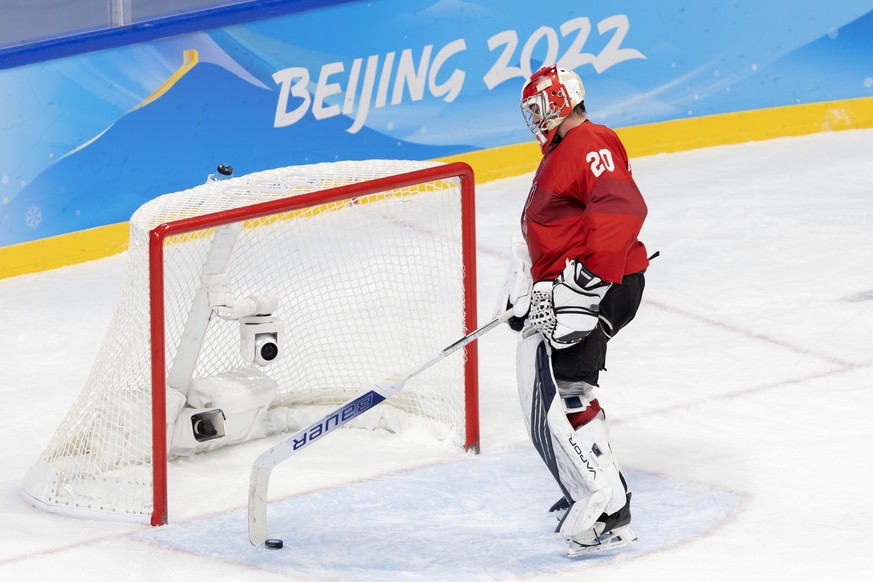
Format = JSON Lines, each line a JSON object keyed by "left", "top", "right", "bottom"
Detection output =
{"left": 550, "top": 271, "right": 645, "bottom": 387}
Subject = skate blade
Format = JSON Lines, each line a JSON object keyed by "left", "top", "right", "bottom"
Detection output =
{"left": 567, "top": 525, "right": 637, "bottom": 557}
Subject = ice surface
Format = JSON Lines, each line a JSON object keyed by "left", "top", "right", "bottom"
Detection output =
{"left": 142, "top": 452, "right": 739, "bottom": 581}
{"left": 1, "top": 128, "right": 871, "bottom": 581}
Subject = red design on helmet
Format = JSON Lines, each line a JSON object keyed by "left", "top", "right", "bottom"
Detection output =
{"left": 520, "top": 65, "right": 585, "bottom": 152}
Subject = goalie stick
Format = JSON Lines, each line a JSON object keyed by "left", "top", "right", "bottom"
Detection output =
{"left": 248, "top": 308, "right": 513, "bottom": 545}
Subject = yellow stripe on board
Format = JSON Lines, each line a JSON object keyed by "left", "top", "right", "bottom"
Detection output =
{"left": 437, "top": 96, "right": 873, "bottom": 183}
{"left": 131, "top": 49, "right": 199, "bottom": 112}
{"left": 616, "top": 95, "right": 873, "bottom": 157}
{"left": 0, "top": 222, "right": 129, "bottom": 279}
{"left": 163, "top": 183, "right": 445, "bottom": 244}
{"left": 2, "top": 96, "right": 872, "bottom": 280}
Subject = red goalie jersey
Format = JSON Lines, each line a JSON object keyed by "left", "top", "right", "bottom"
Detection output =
{"left": 521, "top": 120, "right": 649, "bottom": 284}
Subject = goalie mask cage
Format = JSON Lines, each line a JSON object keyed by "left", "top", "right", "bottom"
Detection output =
{"left": 22, "top": 160, "right": 478, "bottom": 526}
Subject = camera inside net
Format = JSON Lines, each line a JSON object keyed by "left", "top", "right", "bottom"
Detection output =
{"left": 239, "top": 315, "right": 283, "bottom": 366}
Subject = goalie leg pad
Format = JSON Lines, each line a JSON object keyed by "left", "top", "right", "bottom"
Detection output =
{"left": 516, "top": 330, "right": 590, "bottom": 503}
{"left": 516, "top": 330, "right": 629, "bottom": 539}
{"left": 555, "top": 413, "right": 629, "bottom": 538}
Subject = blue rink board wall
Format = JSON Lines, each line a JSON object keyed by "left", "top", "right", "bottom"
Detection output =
{"left": 1, "top": 0, "right": 872, "bottom": 267}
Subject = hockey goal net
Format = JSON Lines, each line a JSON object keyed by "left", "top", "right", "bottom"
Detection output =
{"left": 22, "top": 160, "right": 478, "bottom": 525}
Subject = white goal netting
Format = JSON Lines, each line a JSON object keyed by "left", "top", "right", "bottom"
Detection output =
{"left": 22, "top": 160, "right": 476, "bottom": 524}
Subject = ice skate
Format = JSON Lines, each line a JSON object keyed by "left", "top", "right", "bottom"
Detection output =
{"left": 566, "top": 493, "right": 636, "bottom": 557}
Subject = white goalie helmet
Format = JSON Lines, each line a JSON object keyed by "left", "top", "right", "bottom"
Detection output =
{"left": 520, "top": 65, "right": 585, "bottom": 151}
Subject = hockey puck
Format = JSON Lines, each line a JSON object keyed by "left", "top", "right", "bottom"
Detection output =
{"left": 265, "top": 538, "right": 284, "bottom": 549}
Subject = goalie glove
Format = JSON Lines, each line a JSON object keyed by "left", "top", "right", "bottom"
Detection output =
{"left": 528, "top": 259, "right": 612, "bottom": 346}
{"left": 493, "top": 236, "right": 533, "bottom": 332}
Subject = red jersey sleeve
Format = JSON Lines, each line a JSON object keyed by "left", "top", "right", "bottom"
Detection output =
{"left": 574, "top": 127, "right": 648, "bottom": 283}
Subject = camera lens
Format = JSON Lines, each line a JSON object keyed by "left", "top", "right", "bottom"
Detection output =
{"left": 260, "top": 341, "right": 278, "bottom": 361}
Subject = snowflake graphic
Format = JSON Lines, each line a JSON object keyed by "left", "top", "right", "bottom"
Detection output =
{"left": 26, "top": 206, "right": 42, "bottom": 229}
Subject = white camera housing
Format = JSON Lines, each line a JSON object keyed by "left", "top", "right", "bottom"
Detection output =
{"left": 240, "top": 315, "right": 283, "bottom": 366}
